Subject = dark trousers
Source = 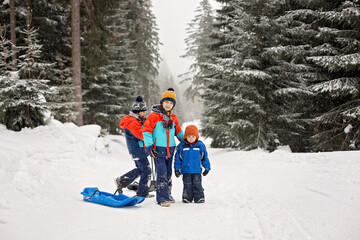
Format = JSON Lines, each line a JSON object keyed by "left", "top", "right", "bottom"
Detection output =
{"left": 155, "top": 156, "right": 173, "bottom": 203}
{"left": 182, "top": 173, "right": 204, "bottom": 202}
{"left": 120, "top": 157, "right": 151, "bottom": 197}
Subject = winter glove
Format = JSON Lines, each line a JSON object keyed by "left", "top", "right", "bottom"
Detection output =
{"left": 148, "top": 146, "right": 158, "bottom": 159}
{"left": 202, "top": 170, "right": 209, "bottom": 176}
{"left": 175, "top": 171, "right": 181, "bottom": 178}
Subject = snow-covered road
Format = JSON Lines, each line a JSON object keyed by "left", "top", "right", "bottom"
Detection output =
{"left": 1, "top": 120, "right": 359, "bottom": 240}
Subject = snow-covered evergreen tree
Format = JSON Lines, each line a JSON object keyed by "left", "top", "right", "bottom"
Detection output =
{"left": 0, "top": 24, "right": 15, "bottom": 124}
{"left": 34, "top": 1, "right": 75, "bottom": 123}
{"left": 181, "top": 0, "right": 215, "bottom": 99}
{"left": 1, "top": 9, "right": 53, "bottom": 131}
{"left": 82, "top": 0, "right": 161, "bottom": 131}
{"left": 84, "top": 0, "right": 136, "bottom": 133}
{"left": 306, "top": 0, "right": 360, "bottom": 151}
{"left": 201, "top": 0, "right": 288, "bottom": 151}
{"left": 128, "top": 0, "right": 161, "bottom": 107}
{"left": 1, "top": 0, "right": 77, "bottom": 123}
{"left": 48, "top": 52, "right": 76, "bottom": 123}
{"left": 282, "top": 0, "right": 360, "bottom": 151}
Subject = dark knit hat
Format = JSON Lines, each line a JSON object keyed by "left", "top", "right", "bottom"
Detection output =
{"left": 132, "top": 96, "right": 147, "bottom": 113}
{"left": 184, "top": 125, "right": 199, "bottom": 140}
{"left": 160, "top": 88, "right": 176, "bottom": 107}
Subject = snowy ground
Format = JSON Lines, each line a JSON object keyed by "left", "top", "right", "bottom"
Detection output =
{"left": 1, "top": 118, "right": 360, "bottom": 240}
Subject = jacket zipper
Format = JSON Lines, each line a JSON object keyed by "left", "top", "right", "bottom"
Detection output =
{"left": 166, "top": 129, "right": 170, "bottom": 158}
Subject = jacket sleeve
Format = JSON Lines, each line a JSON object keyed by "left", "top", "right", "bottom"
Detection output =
{"left": 174, "top": 144, "right": 183, "bottom": 171}
{"left": 143, "top": 113, "right": 156, "bottom": 147}
{"left": 120, "top": 116, "right": 143, "bottom": 141}
{"left": 172, "top": 115, "right": 184, "bottom": 141}
{"left": 127, "top": 121, "right": 144, "bottom": 141}
{"left": 119, "top": 116, "right": 128, "bottom": 129}
{"left": 200, "top": 143, "right": 211, "bottom": 171}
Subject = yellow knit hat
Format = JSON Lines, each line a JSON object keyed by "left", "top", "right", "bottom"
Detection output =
{"left": 160, "top": 88, "right": 176, "bottom": 107}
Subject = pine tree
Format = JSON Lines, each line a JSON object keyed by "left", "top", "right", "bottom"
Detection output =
{"left": 81, "top": 0, "right": 121, "bottom": 128}
{"left": 201, "top": 0, "right": 290, "bottom": 151}
{"left": 81, "top": 0, "right": 161, "bottom": 131}
{"left": 35, "top": 1, "right": 75, "bottom": 123}
{"left": 1, "top": 0, "right": 77, "bottom": 124}
{"left": 181, "top": 0, "right": 215, "bottom": 99}
{"left": 306, "top": 0, "right": 360, "bottom": 151}
{"left": 48, "top": 52, "right": 76, "bottom": 123}
{"left": 199, "top": 0, "right": 239, "bottom": 148}
{"left": 128, "top": 0, "right": 161, "bottom": 107}
{"left": 85, "top": 0, "right": 136, "bottom": 133}
{"left": 0, "top": 24, "right": 15, "bottom": 124}
{"left": 282, "top": 0, "right": 360, "bottom": 151}
{"left": 1, "top": 9, "right": 53, "bottom": 131}
{"left": 261, "top": 1, "right": 316, "bottom": 152}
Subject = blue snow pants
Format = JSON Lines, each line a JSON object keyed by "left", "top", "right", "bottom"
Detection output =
{"left": 155, "top": 156, "right": 173, "bottom": 203}
{"left": 120, "top": 157, "right": 151, "bottom": 197}
{"left": 182, "top": 173, "right": 204, "bottom": 203}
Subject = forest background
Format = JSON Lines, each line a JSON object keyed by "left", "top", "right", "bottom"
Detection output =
{"left": 0, "top": 0, "right": 359, "bottom": 153}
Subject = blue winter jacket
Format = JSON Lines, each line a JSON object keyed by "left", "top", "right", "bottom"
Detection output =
{"left": 174, "top": 140, "right": 211, "bottom": 174}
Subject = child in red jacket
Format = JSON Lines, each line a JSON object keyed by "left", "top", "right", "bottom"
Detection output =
{"left": 143, "top": 88, "right": 184, "bottom": 207}
{"left": 114, "top": 96, "right": 152, "bottom": 198}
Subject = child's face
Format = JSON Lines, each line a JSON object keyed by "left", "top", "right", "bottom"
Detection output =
{"left": 186, "top": 135, "right": 197, "bottom": 143}
{"left": 138, "top": 111, "right": 146, "bottom": 118}
{"left": 162, "top": 100, "right": 174, "bottom": 111}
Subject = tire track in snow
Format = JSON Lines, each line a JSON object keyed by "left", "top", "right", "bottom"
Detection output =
{"left": 284, "top": 207, "right": 314, "bottom": 240}
{"left": 245, "top": 199, "right": 266, "bottom": 240}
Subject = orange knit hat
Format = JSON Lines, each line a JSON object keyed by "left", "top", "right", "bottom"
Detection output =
{"left": 184, "top": 125, "right": 199, "bottom": 140}
{"left": 160, "top": 88, "right": 176, "bottom": 107}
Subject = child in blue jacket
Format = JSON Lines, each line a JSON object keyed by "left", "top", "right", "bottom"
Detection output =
{"left": 114, "top": 96, "right": 152, "bottom": 198}
{"left": 174, "top": 125, "right": 211, "bottom": 203}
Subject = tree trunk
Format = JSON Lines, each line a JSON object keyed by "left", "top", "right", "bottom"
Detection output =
{"left": 9, "top": 0, "right": 16, "bottom": 70}
{"left": 71, "top": 0, "right": 83, "bottom": 126}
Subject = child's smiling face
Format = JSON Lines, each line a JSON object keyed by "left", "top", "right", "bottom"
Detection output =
{"left": 138, "top": 111, "right": 146, "bottom": 118}
{"left": 186, "top": 135, "right": 197, "bottom": 143}
{"left": 162, "top": 100, "right": 174, "bottom": 111}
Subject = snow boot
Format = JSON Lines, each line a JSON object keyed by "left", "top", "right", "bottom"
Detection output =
{"left": 195, "top": 198, "right": 205, "bottom": 203}
{"left": 158, "top": 201, "right": 171, "bottom": 207}
{"left": 166, "top": 196, "right": 175, "bottom": 203}
{"left": 114, "top": 177, "right": 130, "bottom": 193}
{"left": 127, "top": 181, "right": 139, "bottom": 191}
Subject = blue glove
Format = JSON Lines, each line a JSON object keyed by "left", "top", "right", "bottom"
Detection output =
{"left": 175, "top": 171, "right": 181, "bottom": 178}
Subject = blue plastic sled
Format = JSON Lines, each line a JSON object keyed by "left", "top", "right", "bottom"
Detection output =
{"left": 81, "top": 187, "right": 145, "bottom": 207}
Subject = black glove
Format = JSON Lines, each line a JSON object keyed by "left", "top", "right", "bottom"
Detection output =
{"left": 202, "top": 170, "right": 209, "bottom": 176}
{"left": 175, "top": 171, "right": 181, "bottom": 178}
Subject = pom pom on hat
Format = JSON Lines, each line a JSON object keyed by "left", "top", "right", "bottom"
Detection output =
{"left": 184, "top": 125, "right": 199, "bottom": 140}
{"left": 132, "top": 95, "right": 147, "bottom": 113}
{"left": 160, "top": 88, "right": 176, "bottom": 107}
{"left": 135, "top": 96, "right": 144, "bottom": 102}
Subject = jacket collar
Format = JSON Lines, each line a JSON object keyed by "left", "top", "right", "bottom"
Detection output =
{"left": 151, "top": 105, "right": 172, "bottom": 116}
{"left": 184, "top": 140, "right": 201, "bottom": 147}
